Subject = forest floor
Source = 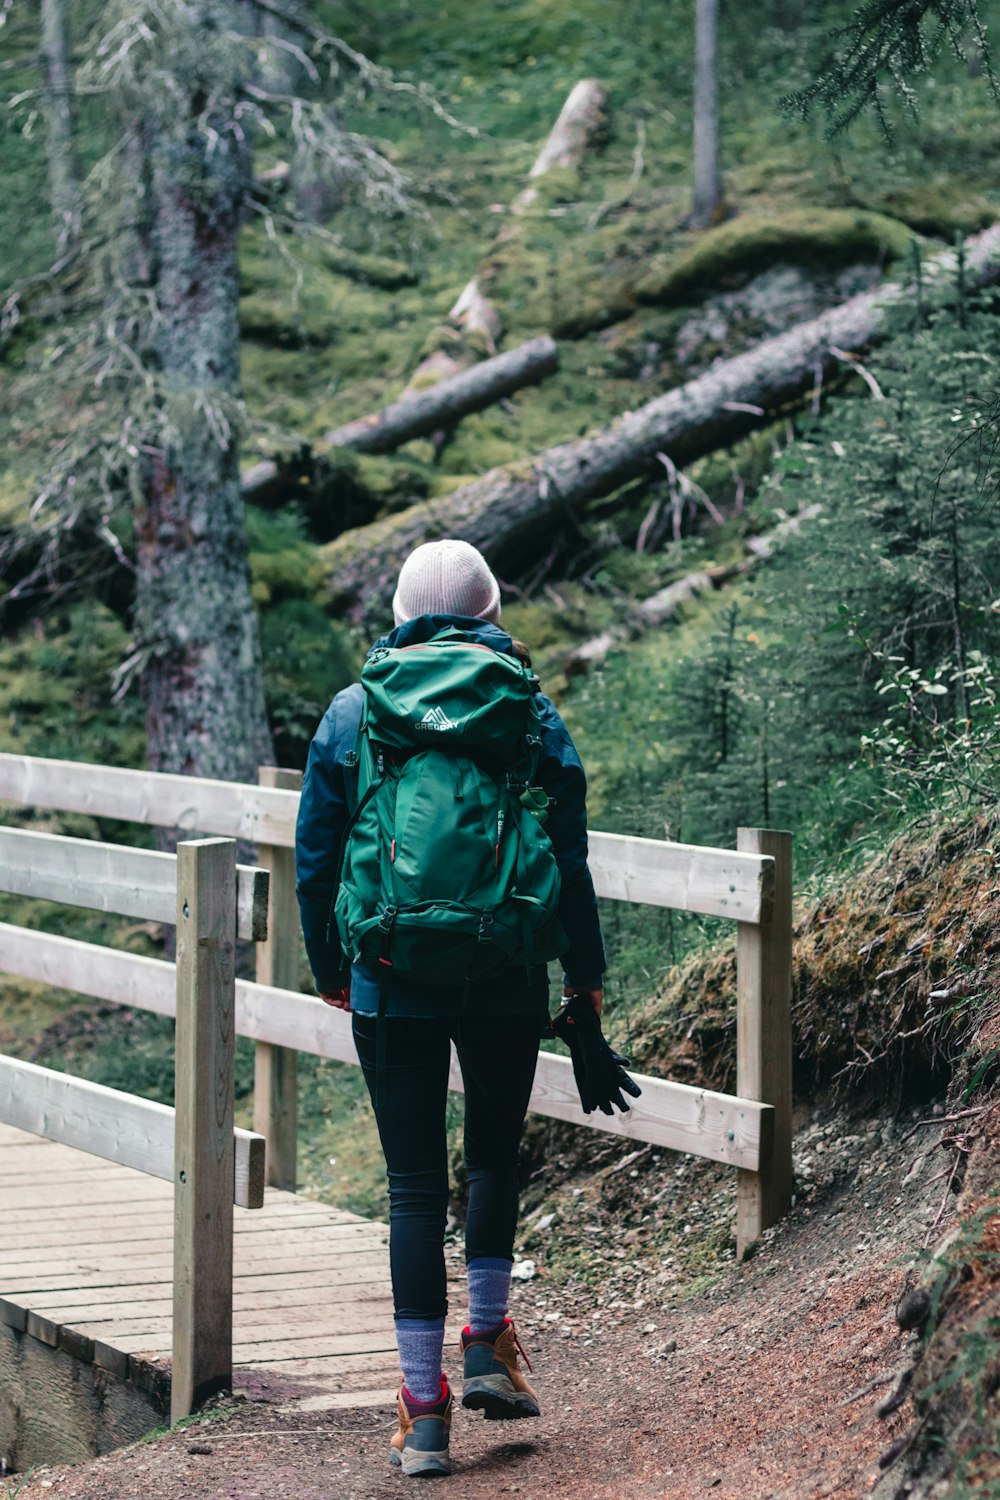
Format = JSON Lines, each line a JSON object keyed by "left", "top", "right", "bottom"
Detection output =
{"left": 7, "top": 1106, "right": 948, "bottom": 1500}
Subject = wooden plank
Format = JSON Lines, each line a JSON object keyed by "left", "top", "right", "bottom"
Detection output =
{"left": 0, "top": 924, "right": 176, "bottom": 1009}
{"left": 0, "top": 926, "right": 355, "bottom": 1060}
{"left": 229, "top": 1332, "right": 397, "bottom": 1362}
{"left": 8, "top": 1265, "right": 391, "bottom": 1318}
{"left": 0, "top": 1234, "right": 390, "bottom": 1282}
{"left": 24, "top": 1280, "right": 392, "bottom": 1325}
{"left": 0, "top": 828, "right": 268, "bottom": 941}
{"left": 0, "top": 755, "right": 778, "bottom": 923}
{"left": 0, "top": 1180, "right": 172, "bottom": 1212}
{"left": 0, "top": 1220, "right": 174, "bottom": 1251}
{"left": 0, "top": 927, "right": 767, "bottom": 1166}
{"left": 0, "top": 1055, "right": 263, "bottom": 1208}
{"left": 0, "top": 1261, "right": 390, "bottom": 1300}
{"left": 736, "top": 827, "right": 794, "bottom": 1259}
{"left": 513, "top": 1049, "right": 769, "bottom": 1170}
{"left": 587, "top": 829, "right": 774, "bottom": 923}
{"left": 172, "top": 839, "right": 237, "bottom": 1421}
{"left": 0, "top": 752, "right": 299, "bottom": 847}
{"left": 103, "top": 1328, "right": 398, "bottom": 1360}
{"left": 253, "top": 767, "right": 303, "bottom": 1191}
{"left": 62, "top": 1305, "right": 393, "bottom": 1343}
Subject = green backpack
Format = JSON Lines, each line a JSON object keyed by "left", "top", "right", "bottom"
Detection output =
{"left": 334, "top": 627, "right": 566, "bottom": 988}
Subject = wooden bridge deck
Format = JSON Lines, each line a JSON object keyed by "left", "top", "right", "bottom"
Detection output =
{"left": 0, "top": 1124, "right": 403, "bottom": 1412}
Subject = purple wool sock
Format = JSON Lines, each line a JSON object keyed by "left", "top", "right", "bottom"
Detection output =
{"left": 467, "top": 1256, "right": 511, "bottom": 1334}
{"left": 394, "top": 1316, "right": 446, "bottom": 1405}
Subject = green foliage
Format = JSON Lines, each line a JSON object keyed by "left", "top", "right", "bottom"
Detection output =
{"left": 260, "top": 598, "right": 359, "bottom": 766}
{"left": 0, "top": 602, "right": 144, "bottom": 766}
{"left": 861, "top": 649, "right": 1000, "bottom": 810}
{"left": 561, "top": 285, "right": 1000, "bottom": 912}
{"left": 785, "top": 0, "right": 998, "bottom": 140}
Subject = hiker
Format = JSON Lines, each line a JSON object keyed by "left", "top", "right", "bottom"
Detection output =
{"left": 295, "top": 538, "right": 606, "bottom": 1478}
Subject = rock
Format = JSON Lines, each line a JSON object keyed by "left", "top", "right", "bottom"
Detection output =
{"left": 896, "top": 1287, "right": 932, "bottom": 1332}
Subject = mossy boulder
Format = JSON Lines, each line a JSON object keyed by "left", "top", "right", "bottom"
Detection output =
{"left": 635, "top": 209, "right": 916, "bottom": 306}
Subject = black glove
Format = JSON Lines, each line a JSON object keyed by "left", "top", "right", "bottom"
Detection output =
{"left": 550, "top": 995, "right": 643, "bottom": 1116}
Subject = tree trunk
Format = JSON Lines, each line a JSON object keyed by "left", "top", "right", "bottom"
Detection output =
{"left": 134, "top": 3, "right": 273, "bottom": 786}
{"left": 323, "top": 336, "right": 558, "bottom": 454}
{"left": 318, "top": 223, "right": 1000, "bottom": 631}
{"left": 40, "top": 0, "right": 80, "bottom": 249}
{"left": 691, "top": 0, "right": 722, "bottom": 229}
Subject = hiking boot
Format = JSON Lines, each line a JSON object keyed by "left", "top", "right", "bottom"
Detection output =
{"left": 389, "top": 1376, "right": 453, "bottom": 1478}
{"left": 461, "top": 1319, "right": 540, "bottom": 1420}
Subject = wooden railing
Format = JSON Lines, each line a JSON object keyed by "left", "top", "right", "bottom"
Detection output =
{"left": 0, "top": 752, "right": 792, "bottom": 1258}
{"left": 0, "top": 824, "right": 269, "bottom": 1422}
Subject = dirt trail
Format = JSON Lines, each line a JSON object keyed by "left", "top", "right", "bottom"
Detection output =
{"left": 8, "top": 1111, "right": 944, "bottom": 1500}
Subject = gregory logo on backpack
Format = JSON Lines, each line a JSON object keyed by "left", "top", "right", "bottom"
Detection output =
{"left": 335, "top": 628, "right": 567, "bottom": 985}
{"left": 416, "top": 706, "right": 457, "bottom": 732}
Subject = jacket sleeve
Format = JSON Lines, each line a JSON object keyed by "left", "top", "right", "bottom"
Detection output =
{"left": 295, "top": 686, "right": 361, "bottom": 994}
{"left": 535, "top": 695, "right": 606, "bottom": 990}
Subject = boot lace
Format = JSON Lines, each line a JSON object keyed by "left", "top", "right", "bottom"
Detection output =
{"left": 508, "top": 1319, "right": 533, "bottom": 1373}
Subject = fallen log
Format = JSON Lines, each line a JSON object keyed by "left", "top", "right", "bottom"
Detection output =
{"left": 318, "top": 224, "right": 1000, "bottom": 630}
{"left": 403, "top": 79, "right": 609, "bottom": 392}
{"left": 564, "top": 505, "right": 823, "bottom": 674}
{"left": 507, "top": 78, "right": 610, "bottom": 219}
{"left": 323, "top": 336, "right": 558, "bottom": 455}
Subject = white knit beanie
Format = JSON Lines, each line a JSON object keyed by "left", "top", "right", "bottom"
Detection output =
{"left": 392, "top": 539, "right": 502, "bottom": 627}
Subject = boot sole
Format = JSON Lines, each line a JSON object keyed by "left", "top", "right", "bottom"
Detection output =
{"left": 462, "top": 1374, "right": 540, "bottom": 1421}
{"left": 390, "top": 1447, "right": 453, "bottom": 1477}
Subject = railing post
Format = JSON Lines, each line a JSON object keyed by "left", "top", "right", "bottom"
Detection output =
{"left": 172, "top": 838, "right": 237, "bottom": 1423}
{"left": 253, "top": 767, "right": 302, "bottom": 1191}
{"left": 735, "top": 827, "right": 793, "bottom": 1260}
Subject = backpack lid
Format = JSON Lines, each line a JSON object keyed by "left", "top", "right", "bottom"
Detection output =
{"left": 360, "top": 628, "right": 535, "bottom": 758}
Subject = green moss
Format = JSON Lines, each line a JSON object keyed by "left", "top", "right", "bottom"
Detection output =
{"left": 870, "top": 178, "right": 997, "bottom": 237}
{"left": 259, "top": 598, "right": 359, "bottom": 766}
{"left": 524, "top": 164, "right": 583, "bottom": 210}
{"left": 354, "top": 452, "right": 432, "bottom": 508}
{"left": 239, "top": 292, "right": 337, "bottom": 348}
{"left": 317, "top": 244, "right": 419, "bottom": 289}
{"left": 635, "top": 209, "right": 917, "bottom": 306}
{"left": 0, "top": 603, "right": 145, "bottom": 767}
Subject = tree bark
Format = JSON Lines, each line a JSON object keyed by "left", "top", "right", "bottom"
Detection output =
{"left": 40, "top": 0, "right": 80, "bottom": 249}
{"left": 691, "top": 0, "right": 722, "bottom": 229}
{"left": 323, "top": 336, "right": 558, "bottom": 454}
{"left": 318, "top": 223, "right": 1000, "bottom": 631}
{"left": 134, "top": 2, "right": 273, "bottom": 786}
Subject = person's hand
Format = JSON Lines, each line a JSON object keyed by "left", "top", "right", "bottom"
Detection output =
{"left": 562, "top": 986, "right": 603, "bottom": 1018}
{"left": 320, "top": 983, "right": 351, "bottom": 1012}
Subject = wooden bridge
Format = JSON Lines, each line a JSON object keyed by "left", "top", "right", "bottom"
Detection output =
{"left": 0, "top": 752, "right": 792, "bottom": 1464}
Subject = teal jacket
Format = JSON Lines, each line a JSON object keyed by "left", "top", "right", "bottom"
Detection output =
{"left": 295, "top": 614, "right": 606, "bottom": 1016}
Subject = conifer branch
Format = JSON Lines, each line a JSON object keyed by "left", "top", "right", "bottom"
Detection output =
{"left": 783, "top": 0, "right": 998, "bottom": 140}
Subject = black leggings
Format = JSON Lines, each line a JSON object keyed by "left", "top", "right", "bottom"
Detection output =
{"left": 352, "top": 1010, "right": 541, "bottom": 1321}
